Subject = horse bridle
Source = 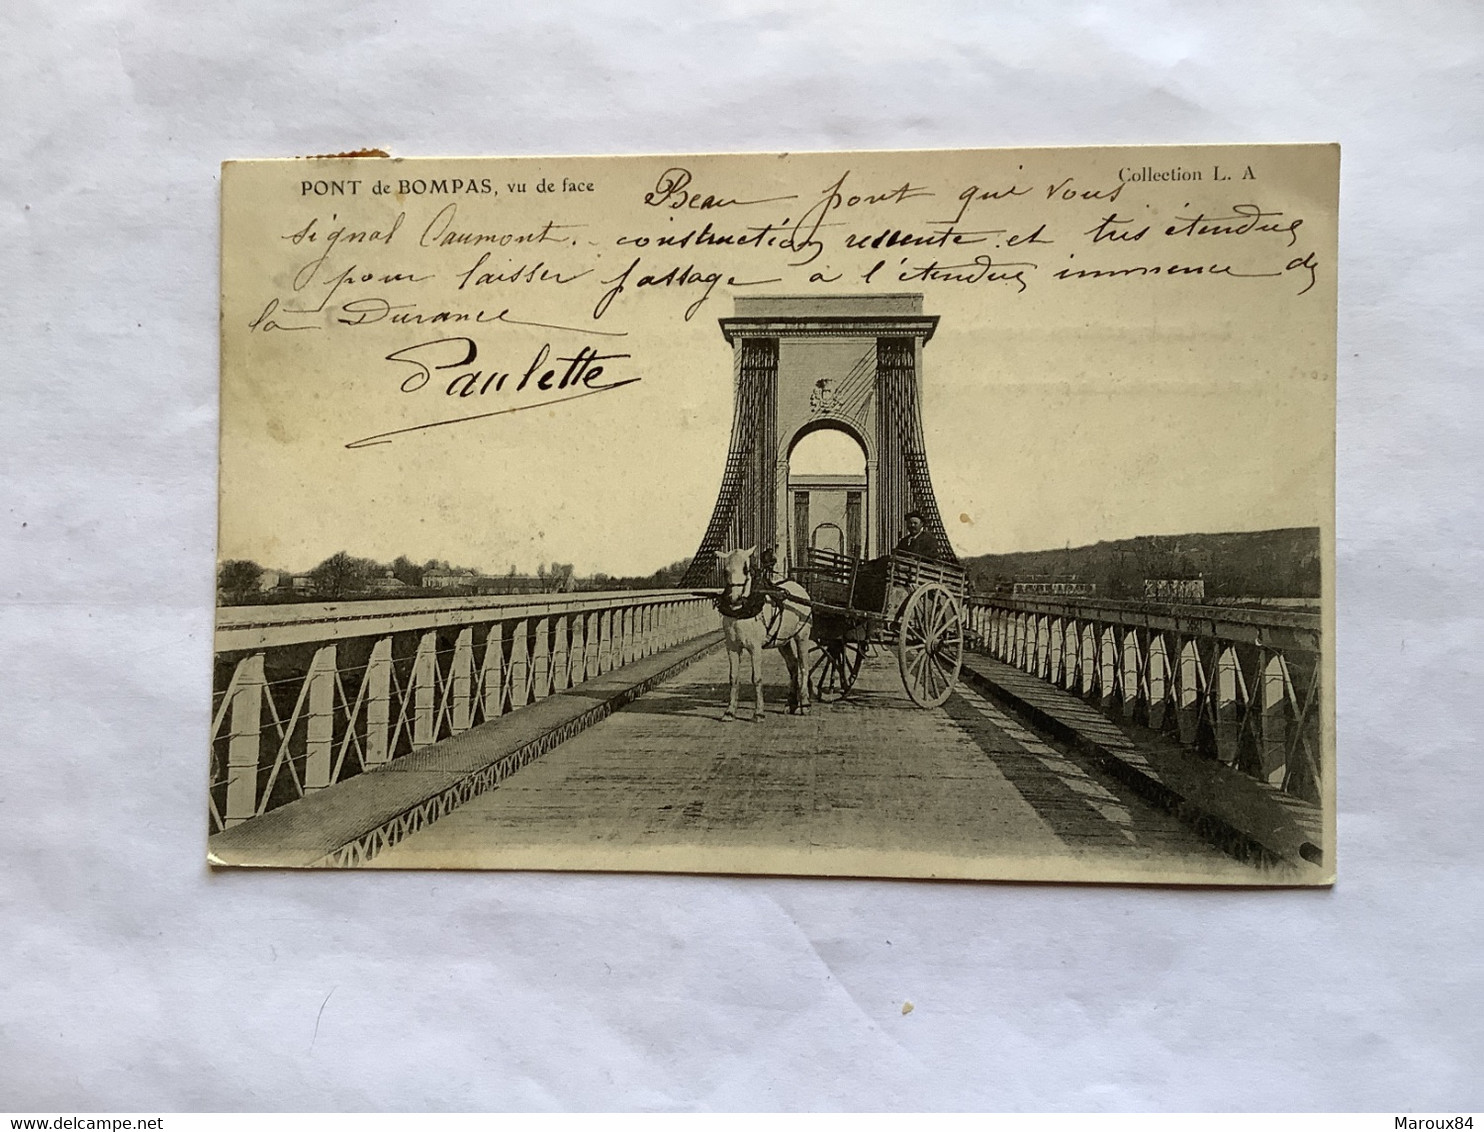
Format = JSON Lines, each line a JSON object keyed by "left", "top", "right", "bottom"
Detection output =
{"left": 723, "top": 558, "right": 753, "bottom": 603}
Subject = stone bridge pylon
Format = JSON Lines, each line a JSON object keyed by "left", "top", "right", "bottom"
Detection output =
{"left": 681, "top": 294, "right": 956, "bottom": 588}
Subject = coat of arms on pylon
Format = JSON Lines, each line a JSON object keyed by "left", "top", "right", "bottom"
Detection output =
{"left": 810, "top": 377, "right": 841, "bottom": 415}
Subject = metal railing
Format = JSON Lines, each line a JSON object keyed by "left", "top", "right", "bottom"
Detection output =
{"left": 210, "top": 590, "right": 718, "bottom": 832}
{"left": 965, "top": 594, "right": 1324, "bottom": 804}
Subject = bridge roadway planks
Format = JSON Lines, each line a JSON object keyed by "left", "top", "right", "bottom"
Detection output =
{"left": 370, "top": 647, "right": 1250, "bottom": 882}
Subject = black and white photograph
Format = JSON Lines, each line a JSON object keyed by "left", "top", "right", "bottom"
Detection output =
{"left": 212, "top": 146, "right": 1335, "bottom": 883}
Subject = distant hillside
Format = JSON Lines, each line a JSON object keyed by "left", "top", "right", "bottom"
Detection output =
{"left": 963, "top": 528, "right": 1321, "bottom": 600}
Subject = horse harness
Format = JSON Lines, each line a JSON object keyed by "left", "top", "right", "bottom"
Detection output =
{"left": 716, "top": 561, "right": 803, "bottom": 648}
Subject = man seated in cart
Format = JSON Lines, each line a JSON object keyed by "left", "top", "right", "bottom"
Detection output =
{"left": 896, "top": 510, "right": 938, "bottom": 560}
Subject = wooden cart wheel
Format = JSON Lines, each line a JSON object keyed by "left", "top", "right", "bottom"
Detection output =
{"left": 810, "top": 640, "right": 867, "bottom": 702}
{"left": 897, "top": 583, "right": 964, "bottom": 708}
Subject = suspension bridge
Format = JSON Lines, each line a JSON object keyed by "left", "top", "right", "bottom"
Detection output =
{"left": 208, "top": 295, "right": 1325, "bottom": 880}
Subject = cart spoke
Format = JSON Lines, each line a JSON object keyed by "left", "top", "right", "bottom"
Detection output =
{"left": 810, "top": 639, "right": 861, "bottom": 703}
{"left": 921, "top": 655, "right": 941, "bottom": 701}
{"left": 930, "top": 655, "right": 952, "bottom": 696}
{"left": 907, "top": 647, "right": 931, "bottom": 684}
{"left": 929, "top": 597, "right": 952, "bottom": 640}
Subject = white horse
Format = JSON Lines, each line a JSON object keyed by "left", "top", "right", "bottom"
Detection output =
{"left": 714, "top": 546, "right": 813, "bottom": 722}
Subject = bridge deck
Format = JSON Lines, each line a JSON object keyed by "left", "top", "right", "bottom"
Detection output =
{"left": 370, "top": 648, "right": 1251, "bottom": 883}
{"left": 961, "top": 654, "right": 1325, "bottom": 872}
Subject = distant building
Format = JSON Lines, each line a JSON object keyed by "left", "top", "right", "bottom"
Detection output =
{"left": 1144, "top": 577, "right": 1205, "bottom": 601}
{"left": 422, "top": 568, "right": 477, "bottom": 589}
{"left": 1009, "top": 575, "right": 1096, "bottom": 597}
{"left": 472, "top": 574, "right": 549, "bottom": 596}
{"left": 365, "top": 568, "right": 407, "bottom": 593}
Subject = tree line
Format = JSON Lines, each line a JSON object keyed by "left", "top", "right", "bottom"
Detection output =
{"left": 961, "top": 528, "right": 1321, "bottom": 600}
{"left": 217, "top": 552, "right": 678, "bottom": 606}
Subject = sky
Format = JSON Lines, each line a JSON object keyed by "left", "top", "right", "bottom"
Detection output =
{"left": 219, "top": 145, "right": 1336, "bottom": 576}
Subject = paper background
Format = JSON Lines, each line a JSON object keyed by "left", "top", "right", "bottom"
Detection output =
{"left": 2, "top": 0, "right": 1479, "bottom": 1111}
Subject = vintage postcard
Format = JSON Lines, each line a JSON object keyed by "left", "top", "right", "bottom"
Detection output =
{"left": 212, "top": 144, "right": 1336, "bottom": 883}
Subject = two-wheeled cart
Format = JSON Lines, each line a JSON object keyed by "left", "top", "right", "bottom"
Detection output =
{"left": 792, "top": 547, "right": 968, "bottom": 708}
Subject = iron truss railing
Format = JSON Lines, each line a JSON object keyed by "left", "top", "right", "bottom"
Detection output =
{"left": 965, "top": 595, "right": 1324, "bottom": 804}
{"left": 209, "top": 591, "right": 718, "bottom": 833}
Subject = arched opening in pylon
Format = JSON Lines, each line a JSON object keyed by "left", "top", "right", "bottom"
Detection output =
{"left": 787, "top": 424, "right": 869, "bottom": 568}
